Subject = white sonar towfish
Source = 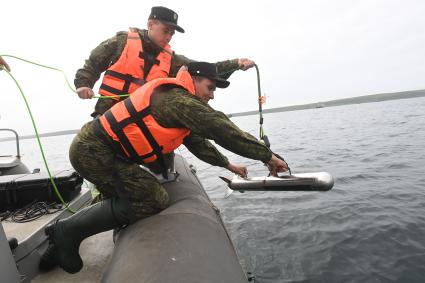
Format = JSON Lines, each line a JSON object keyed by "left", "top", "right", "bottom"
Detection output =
{"left": 220, "top": 172, "right": 334, "bottom": 198}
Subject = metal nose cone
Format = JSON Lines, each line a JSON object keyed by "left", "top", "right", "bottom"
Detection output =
{"left": 219, "top": 176, "right": 231, "bottom": 185}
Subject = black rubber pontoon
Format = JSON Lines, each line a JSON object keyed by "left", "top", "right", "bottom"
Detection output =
{"left": 102, "top": 155, "right": 247, "bottom": 283}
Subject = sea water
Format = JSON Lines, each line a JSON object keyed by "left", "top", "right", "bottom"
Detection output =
{"left": 2, "top": 97, "right": 424, "bottom": 282}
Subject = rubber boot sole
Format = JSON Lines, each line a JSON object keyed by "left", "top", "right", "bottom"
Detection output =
{"left": 43, "top": 222, "right": 83, "bottom": 274}
{"left": 39, "top": 224, "right": 59, "bottom": 272}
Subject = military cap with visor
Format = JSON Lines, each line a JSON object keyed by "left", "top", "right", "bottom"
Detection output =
{"left": 149, "top": 6, "right": 185, "bottom": 33}
{"left": 187, "top": 62, "right": 230, "bottom": 89}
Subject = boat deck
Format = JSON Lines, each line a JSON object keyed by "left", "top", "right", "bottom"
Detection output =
{"left": 3, "top": 188, "right": 91, "bottom": 242}
{"left": 1, "top": 187, "right": 116, "bottom": 282}
{"left": 32, "top": 231, "right": 114, "bottom": 283}
{"left": 2, "top": 156, "right": 247, "bottom": 283}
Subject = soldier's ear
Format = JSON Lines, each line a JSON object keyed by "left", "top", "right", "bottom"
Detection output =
{"left": 147, "top": 19, "right": 159, "bottom": 30}
{"left": 147, "top": 19, "right": 154, "bottom": 30}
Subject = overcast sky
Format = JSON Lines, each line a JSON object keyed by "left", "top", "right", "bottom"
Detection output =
{"left": 1, "top": 0, "right": 425, "bottom": 134}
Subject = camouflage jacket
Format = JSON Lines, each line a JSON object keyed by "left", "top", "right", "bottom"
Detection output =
{"left": 74, "top": 28, "right": 240, "bottom": 116}
{"left": 147, "top": 87, "right": 272, "bottom": 167}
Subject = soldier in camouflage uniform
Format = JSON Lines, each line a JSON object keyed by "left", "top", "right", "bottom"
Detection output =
{"left": 75, "top": 6, "right": 256, "bottom": 117}
{"left": 75, "top": 6, "right": 256, "bottom": 182}
{"left": 40, "top": 62, "right": 288, "bottom": 274}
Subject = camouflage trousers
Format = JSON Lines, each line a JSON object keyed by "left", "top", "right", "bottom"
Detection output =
{"left": 69, "top": 122, "right": 169, "bottom": 219}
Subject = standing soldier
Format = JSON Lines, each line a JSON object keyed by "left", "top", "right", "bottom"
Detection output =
{"left": 75, "top": 6, "right": 256, "bottom": 117}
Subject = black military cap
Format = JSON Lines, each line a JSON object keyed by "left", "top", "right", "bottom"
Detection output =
{"left": 149, "top": 6, "right": 185, "bottom": 33}
{"left": 188, "top": 62, "right": 230, "bottom": 89}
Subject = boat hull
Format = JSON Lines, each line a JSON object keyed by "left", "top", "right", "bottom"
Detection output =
{"left": 102, "top": 155, "right": 247, "bottom": 283}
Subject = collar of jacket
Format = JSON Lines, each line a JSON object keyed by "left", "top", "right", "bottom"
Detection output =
{"left": 135, "top": 28, "right": 167, "bottom": 56}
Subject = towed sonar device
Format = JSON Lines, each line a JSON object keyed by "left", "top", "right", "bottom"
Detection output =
{"left": 220, "top": 65, "right": 334, "bottom": 198}
{"left": 220, "top": 172, "right": 334, "bottom": 197}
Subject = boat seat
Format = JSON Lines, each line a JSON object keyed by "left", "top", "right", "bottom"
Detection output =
{"left": 0, "top": 155, "right": 20, "bottom": 169}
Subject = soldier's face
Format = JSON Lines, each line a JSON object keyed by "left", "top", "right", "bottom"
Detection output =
{"left": 194, "top": 78, "right": 216, "bottom": 103}
{"left": 148, "top": 20, "right": 175, "bottom": 48}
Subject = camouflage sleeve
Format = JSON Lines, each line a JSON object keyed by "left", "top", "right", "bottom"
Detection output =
{"left": 192, "top": 107, "right": 272, "bottom": 163}
{"left": 216, "top": 59, "right": 240, "bottom": 80}
{"left": 170, "top": 55, "right": 239, "bottom": 80}
{"left": 169, "top": 53, "right": 194, "bottom": 77}
{"left": 74, "top": 31, "right": 127, "bottom": 89}
{"left": 152, "top": 90, "right": 272, "bottom": 164}
{"left": 91, "top": 98, "right": 118, "bottom": 118}
{"left": 183, "top": 133, "right": 229, "bottom": 167}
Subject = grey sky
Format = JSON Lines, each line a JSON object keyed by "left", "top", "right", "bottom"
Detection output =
{"left": 1, "top": 0, "right": 424, "bottom": 134}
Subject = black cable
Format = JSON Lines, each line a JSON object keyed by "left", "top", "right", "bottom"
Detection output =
{"left": 9, "top": 201, "right": 63, "bottom": 223}
{"left": 254, "top": 64, "right": 291, "bottom": 175}
{"left": 0, "top": 210, "right": 12, "bottom": 221}
{"left": 254, "top": 64, "right": 269, "bottom": 145}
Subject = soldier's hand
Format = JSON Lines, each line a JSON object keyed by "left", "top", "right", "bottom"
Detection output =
{"left": 267, "top": 154, "right": 289, "bottom": 176}
{"left": 0, "top": 56, "right": 11, "bottom": 72}
{"left": 226, "top": 163, "right": 248, "bottom": 178}
{"left": 76, "top": 87, "right": 95, "bottom": 99}
{"left": 238, "top": 58, "right": 255, "bottom": 71}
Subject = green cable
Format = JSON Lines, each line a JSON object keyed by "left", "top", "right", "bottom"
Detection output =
{"left": 0, "top": 54, "right": 132, "bottom": 213}
{"left": 2, "top": 68, "right": 76, "bottom": 213}
{"left": 0, "top": 54, "right": 129, "bottom": 99}
{"left": 1, "top": 54, "right": 76, "bottom": 93}
{"left": 0, "top": 55, "right": 133, "bottom": 213}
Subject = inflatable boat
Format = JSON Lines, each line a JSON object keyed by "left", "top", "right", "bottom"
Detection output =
{"left": 0, "top": 129, "right": 248, "bottom": 282}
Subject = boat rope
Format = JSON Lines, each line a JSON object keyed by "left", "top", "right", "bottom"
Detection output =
{"left": 253, "top": 64, "right": 291, "bottom": 175}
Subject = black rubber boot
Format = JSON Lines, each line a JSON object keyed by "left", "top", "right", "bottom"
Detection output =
{"left": 39, "top": 198, "right": 134, "bottom": 274}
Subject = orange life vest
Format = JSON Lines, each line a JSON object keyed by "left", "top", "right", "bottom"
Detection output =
{"left": 99, "top": 29, "right": 173, "bottom": 99}
{"left": 99, "top": 69, "right": 195, "bottom": 169}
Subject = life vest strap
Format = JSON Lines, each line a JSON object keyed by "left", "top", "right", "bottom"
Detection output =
{"left": 99, "top": 83, "right": 128, "bottom": 96}
{"left": 103, "top": 100, "right": 168, "bottom": 178}
{"left": 105, "top": 70, "right": 146, "bottom": 85}
{"left": 139, "top": 51, "right": 160, "bottom": 66}
{"left": 100, "top": 70, "right": 146, "bottom": 97}
{"left": 123, "top": 100, "right": 164, "bottom": 157}
{"left": 108, "top": 107, "right": 151, "bottom": 129}
{"left": 123, "top": 99, "right": 168, "bottom": 178}
{"left": 92, "top": 118, "right": 139, "bottom": 162}
{"left": 104, "top": 111, "right": 155, "bottom": 163}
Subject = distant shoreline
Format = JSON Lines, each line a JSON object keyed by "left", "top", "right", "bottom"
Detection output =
{"left": 1, "top": 89, "right": 424, "bottom": 141}
{"left": 0, "top": 129, "right": 79, "bottom": 142}
{"left": 227, "top": 89, "right": 425, "bottom": 118}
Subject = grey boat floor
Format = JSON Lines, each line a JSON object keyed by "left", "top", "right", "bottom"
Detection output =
{"left": 32, "top": 231, "right": 114, "bottom": 282}
{"left": 2, "top": 187, "right": 115, "bottom": 282}
{"left": 3, "top": 188, "right": 91, "bottom": 242}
